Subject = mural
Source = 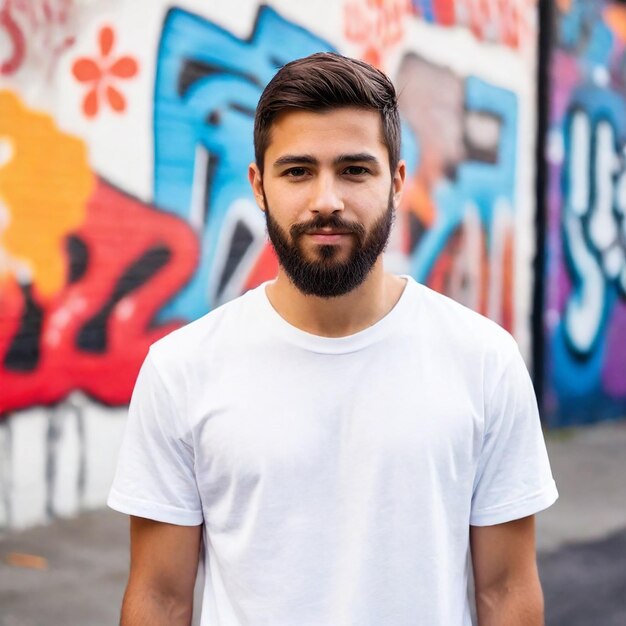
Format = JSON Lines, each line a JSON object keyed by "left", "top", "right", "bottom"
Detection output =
{"left": 0, "top": 0, "right": 537, "bottom": 528}
{"left": 0, "top": 0, "right": 78, "bottom": 77}
{"left": 344, "top": 0, "right": 412, "bottom": 67}
{"left": 153, "top": 6, "right": 333, "bottom": 318}
{"left": 72, "top": 24, "right": 139, "bottom": 118}
{"left": 544, "top": 0, "right": 626, "bottom": 425}
{"left": 410, "top": 0, "right": 536, "bottom": 50}
{"left": 0, "top": 91, "right": 199, "bottom": 416}
{"left": 398, "top": 55, "right": 518, "bottom": 327}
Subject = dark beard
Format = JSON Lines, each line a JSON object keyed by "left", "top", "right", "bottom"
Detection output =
{"left": 264, "top": 192, "right": 394, "bottom": 298}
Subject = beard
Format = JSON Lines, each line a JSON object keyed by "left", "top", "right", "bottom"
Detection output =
{"left": 264, "top": 190, "right": 395, "bottom": 298}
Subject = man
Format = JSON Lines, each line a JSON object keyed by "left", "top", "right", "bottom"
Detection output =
{"left": 108, "top": 52, "right": 558, "bottom": 625}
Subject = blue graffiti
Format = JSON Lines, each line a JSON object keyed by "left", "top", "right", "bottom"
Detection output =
{"left": 412, "top": 0, "right": 436, "bottom": 23}
{"left": 554, "top": 85, "right": 626, "bottom": 403}
{"left": 409, "top": 77, "right": 518, "bottom": 282}
{"left": 153, "top": 7, "right": 334, "bottom": 320}
{"left": 152, "top": 6, "right": 419, "bottom": 321}
{"left": 549, "top": 1, "right": 626, "bottom": 425}
{"left": 559, "top": 0, "right": 613, "bottom": 68}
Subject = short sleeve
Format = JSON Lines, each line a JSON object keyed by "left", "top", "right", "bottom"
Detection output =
{"left": 470, "top": 344, "right": 558, "bottom": 526}
{"left": 107, "top": 351, "right": 203, "bottom": 525}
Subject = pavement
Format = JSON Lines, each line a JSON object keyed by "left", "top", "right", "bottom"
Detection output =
{"left": 1, "top": 420, "right": 625, "bottom": 626}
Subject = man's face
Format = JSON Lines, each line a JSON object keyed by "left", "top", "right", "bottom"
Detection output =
{"left": 249, "top": 107, "right": 405, "bottom": 297}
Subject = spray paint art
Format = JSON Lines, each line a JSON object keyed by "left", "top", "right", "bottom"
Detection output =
{"left": 544, "top": 0, "right": 626, "bottom": 425}
{"left": 0, "top": 0, "right": 537, "bottom": 527}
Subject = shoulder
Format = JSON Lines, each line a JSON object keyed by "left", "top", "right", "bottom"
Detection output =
{"left": 401, "top": 280, "right": 523, "bottom": 404}
{"left": 147, "top": 285, "right": 263, "bottom": 381}
{"left": 408, "top": 279, "right": 518, "bottom": 357}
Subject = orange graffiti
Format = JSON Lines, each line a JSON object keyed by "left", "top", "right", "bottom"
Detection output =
{"left": 344, "top": 0, "right": 412, "bottom": 69}
{"left": 604, "top": 5, "right": 626, "bottom": 42}
{"left": 556, "top": 0, "right": 572, "bottom": 13}
{"left": 427, "top": 216, "right": 514, "bottom": 332}
{"left": 0, "top": 90, "right": 93, "bottom": 297}
{"left": 402, "top": 177, "right": 436, "bottom": 228}
{"left": 72, "top": 25, "right": 138, "bottom": 118}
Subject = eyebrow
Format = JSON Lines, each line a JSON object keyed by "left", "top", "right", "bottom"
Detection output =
{"left": 272, "top": 153, "right": 381, "bottom": 168}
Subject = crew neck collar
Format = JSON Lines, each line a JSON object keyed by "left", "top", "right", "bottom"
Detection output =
{"left": 252, "top": 276, "right": 416, "bottom": 354}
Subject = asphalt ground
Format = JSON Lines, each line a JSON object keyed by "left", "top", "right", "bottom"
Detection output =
{"left": 540, "top": 528, "right": 626, "bottom": 626}
{"left": 1, "top": 420, "right": 625, "bottom": 625}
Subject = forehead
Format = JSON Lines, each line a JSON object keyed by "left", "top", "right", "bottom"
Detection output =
{"left": 265, "top": 107, "right": 387, "bottom": 161}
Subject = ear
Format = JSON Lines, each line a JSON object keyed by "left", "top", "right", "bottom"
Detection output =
{"left": 248, "top": 163, "right": 266, "bottom": 211}
{"left": 392, "top": 160, "right": 407, "bottom": 209}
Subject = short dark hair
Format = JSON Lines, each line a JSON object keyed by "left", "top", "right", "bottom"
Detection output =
{"left": 254, "top": 52, "right": 401, "bottom": 174}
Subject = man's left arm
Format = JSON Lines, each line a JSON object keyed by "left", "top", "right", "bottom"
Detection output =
{"left": 470, "top": 515, "right": 544, "bottom": 626}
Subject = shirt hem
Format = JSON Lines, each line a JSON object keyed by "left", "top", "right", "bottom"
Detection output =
{"left": 107, "top": 490, "right": 203, "bottom": 526}
{"left": 470, "top": 481, "right": 559, "bottom": 526}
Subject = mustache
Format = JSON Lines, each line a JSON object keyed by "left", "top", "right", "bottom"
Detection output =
{"left": 289, "top": 215, "right": 366, "bottom": 240}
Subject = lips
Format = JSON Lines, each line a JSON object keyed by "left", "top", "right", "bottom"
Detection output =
{"left": 290, "top": 217, "right": 365, "bottom": 243}
{"left": 307, "top": 230, "right": 351, "bottom": 236}
{"left": 306, "top": 231, "right": 350, "bottom": 244}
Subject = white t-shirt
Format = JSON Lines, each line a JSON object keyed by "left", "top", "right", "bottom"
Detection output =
{"left": 108, "top": 277, "right": 557, "bottom": 625}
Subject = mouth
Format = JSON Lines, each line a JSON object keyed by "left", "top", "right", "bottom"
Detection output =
{"left": 306, "top": 231, "right": 352, "bottom": 244}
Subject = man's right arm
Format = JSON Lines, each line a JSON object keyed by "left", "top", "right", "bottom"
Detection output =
{"left": 120, "top": 516, "right": 202, "bottom": 626}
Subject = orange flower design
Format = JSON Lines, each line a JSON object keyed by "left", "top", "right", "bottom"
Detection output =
{"left": 71, "top": 25, "right": 138, "bottom": 118}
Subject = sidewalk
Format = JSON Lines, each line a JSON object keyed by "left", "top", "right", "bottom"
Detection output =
{"left": 538, "top": 420, "right": 626, "bottom": 625}
{"left": 1, "top": 420, "right": 625, "bottom": 625}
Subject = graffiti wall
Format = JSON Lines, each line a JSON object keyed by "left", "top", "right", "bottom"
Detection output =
{"left": 544, "top": 0, "right": 626, "bottom": 426}
{"left": 0, "top": 0, "right": 538, "bottom": 528}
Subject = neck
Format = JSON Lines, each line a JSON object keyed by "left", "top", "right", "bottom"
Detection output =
{"left": 265, "top": 259, "right": 407, "bottom": 338}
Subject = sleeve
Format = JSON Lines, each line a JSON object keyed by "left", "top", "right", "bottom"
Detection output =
{"left": 470, "top": 343, "right": 558, "bottom": 526}
{"left": 107, "top": 350, "right": 203, "bottom": 525}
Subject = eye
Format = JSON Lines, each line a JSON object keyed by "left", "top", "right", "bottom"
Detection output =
{"left": 343, "top": 165, "right": 369, "bottom": 176}
{"left": 284, "top": 167, "right": 308, "bottom": 178}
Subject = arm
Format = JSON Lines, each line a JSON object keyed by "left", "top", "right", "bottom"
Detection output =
{"left": 470, "top": 515, "right": 544, "bottom": 626}
{"left": 120, "top": 516, "right": 202, "bottom": 626}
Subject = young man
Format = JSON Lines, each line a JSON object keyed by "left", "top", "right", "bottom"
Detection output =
{"left": 109, "top": 52, "right": 558, "bottom": 625}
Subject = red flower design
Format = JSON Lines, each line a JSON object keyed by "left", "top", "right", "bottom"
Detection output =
{"left": 72, "top": 25, "right": 138, "bottom": 118}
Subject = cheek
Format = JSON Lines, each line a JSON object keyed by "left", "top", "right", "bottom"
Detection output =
{"left": 343, "top": 181, "right": 389, "bottom": 205}
{"left": 353, "top": 197, "right": 389, "bottom": 222}
{"left": 267, "top": 183, "right": 310, "bottom": 212}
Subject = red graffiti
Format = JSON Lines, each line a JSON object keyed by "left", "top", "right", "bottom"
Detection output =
{"left": 344, "top": 0, "right": 412, "bottom": 69}
{"left": 427, "top": 220, "right": 514, "bottom": 332}
{"left": 462, "top": 0, "right": 531, "bottom": 49}
{"left": 0, "top": 0, "right": 75, "bottom": 76}
{"left": 430, "top": 0, "right": 455, "bottom": 26}
{"left": 0, "top": 178, "right": 199, "bottom": 415}
{"left": 0, "top": 5, "right": 25, "bottom": 74}
{"left": 244, "top": 243, "right": 279, "bottom": 292}
{"left": 410, "top": 0, "right": 535, "bottom": 51}
{"left": 72, "top": 25, "right": 139, "bottom": 118}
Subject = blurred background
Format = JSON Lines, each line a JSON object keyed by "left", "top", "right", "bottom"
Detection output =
{"left": 0, "top": 0, "right": 625, "bottom": 624}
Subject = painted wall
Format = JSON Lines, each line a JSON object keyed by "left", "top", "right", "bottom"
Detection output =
{"left": 544, "top": 0, "right": 626, "bottom": 426}
{"left": 0, "top": 0, "right": 537, "bottom": 528}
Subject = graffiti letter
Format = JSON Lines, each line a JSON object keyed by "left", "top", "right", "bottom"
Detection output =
{"left": 0, "top": 7, "right": 26, "bottom": 75}
{"left": 153, "top": 7, "right": 333, "bottom": 319}
{"left": 562, "top": 109, "right": 608, "bottom": 355}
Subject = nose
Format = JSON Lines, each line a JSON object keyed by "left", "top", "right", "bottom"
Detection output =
{"left": 309, "top": 172, "right": 344, "bottom": 214}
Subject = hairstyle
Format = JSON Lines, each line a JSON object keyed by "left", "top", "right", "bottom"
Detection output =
{"left": 254, "top": 52, "right": 401, "bottom": 174}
